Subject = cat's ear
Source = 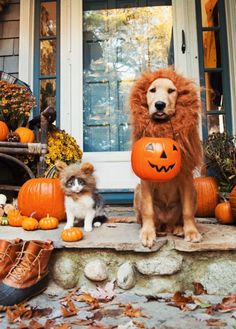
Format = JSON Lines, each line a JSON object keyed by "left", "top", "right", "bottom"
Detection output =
{"left": 80, "top": 162, "right": 94, "bottom": 175}
{"left": 55, "top": 161, "right": 68, "bottom": 172}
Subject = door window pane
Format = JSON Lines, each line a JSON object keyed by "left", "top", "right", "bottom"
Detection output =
{"left": 40, "top": 79, "right": 56, "bottom": 110}
{"left": 83, "top": 2, "right": 173, "bottom": 152}
{"left": 205, "top": 72, "right": 223, "bottom": 111}
{"left": 207, "top": 114, "right": 225, "bottom": 134}
{"left": 40, "top": 2, "right": 57, "bottom": 36}
{"left": 40, "top": 40, "right": 57, "bottom": 76}
{"left": 201, "top": 0, "right": 219, "bottom": 28}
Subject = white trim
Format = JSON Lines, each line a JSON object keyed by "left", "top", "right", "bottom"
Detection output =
{"left": 18, "top": 0, "right": 35, "bottom": 88}
{"left": 172, "top": 0, "right": 200, "bottom": 83}
{"left": 225, "top": 0, "right": 236, "bottom": 134}
{"left": 60, "top": 0, "right": 83, "bottom": 146}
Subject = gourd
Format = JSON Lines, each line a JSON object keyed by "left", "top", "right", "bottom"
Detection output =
{"left": 131, "top": 137, "right": 181, "bottom": 182}
{"left": 215, "top": 201, "right": 234, "bottom": 224}
{"left": 22, "top": 216, "right": 38, "bottom": 231}
{"left": 0, "top": 121, "right": 9, "bottom": 141}
{"left": 15, "top": 127, "right": 35, "bottom": 143}
{"left": 18, "top": 178, "right": 65, "bottom": 220}
{"left": 194, "top": 176, "right": 219, "bottom": 217}
{"left": 61, "top": 227, "right": 83, "bottom": 242}
{"left": 39, "top": 214, "right": 59, "bottom": 230}
{"left": 1, "top": 217, "right": 8, "bottom": 225}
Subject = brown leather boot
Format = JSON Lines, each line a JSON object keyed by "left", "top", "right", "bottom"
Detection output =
{"left": 0, "top": 240, "right": 54, "bottom": 306}
{"left": 0, "top": 239, "right": 23, "bottom": 281}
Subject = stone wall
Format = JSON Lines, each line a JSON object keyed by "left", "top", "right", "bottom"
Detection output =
{"left": 0, "top": 0, "right": 20, "bottom": 76}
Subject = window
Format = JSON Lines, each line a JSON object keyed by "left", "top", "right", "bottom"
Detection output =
{"left": 33, "top": 0, "right": 60, "bottom": 124}
{"left": 196, "top": 0, "right": 232, "bottom": 138}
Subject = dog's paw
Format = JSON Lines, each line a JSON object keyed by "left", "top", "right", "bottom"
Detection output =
{"left": 184, "top": 229, "right": 202, "bottom": 242}
{"left": 173, "top": 225, "right": 184, "bottom": 237}
{"left": 140, "top": 226, "right": 156, "bottom": 248}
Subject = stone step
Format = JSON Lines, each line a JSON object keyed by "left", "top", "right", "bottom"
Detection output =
{"left": 1, "top": 218, "right": 236, "bottom": 296}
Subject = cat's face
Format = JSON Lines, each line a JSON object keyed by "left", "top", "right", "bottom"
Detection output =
{"left": 65, "top": 176, "right": 86, "bottom": 193}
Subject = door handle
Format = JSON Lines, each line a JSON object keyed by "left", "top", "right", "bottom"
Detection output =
{"left": 181, "top": 30, "right": 186, "bottom": 54}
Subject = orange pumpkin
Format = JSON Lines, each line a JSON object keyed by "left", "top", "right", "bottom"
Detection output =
{"left": 39, "top": 214, "right": 59, "bottom": 230}
{"left": 229, "top": 186, "right": 236, "bottom": 219}
{"left": 131, "top": 137, "right": 181, "bottom": 182}
{"left": 61, "top": 227, "right": 83, "bottom": 242}
{"left": 15, "top": 127, "right": 35, "bottom": 143}
{"left": 22, "top": 216, "right": 38, "bottom": 230}
{"left": 18, "top": 178, "right": 65, "bottom": 220}
{"left": 194, "top": 176, "right": 219, "bottom": 217}
{"left": 215, "top": 202, "right": 234, "bottom": 224}
{"left": 7, "top": 209, "right": 23, "bottom": 227}
{"left": 0, "top": 121, "right": 9, "bottom": 141}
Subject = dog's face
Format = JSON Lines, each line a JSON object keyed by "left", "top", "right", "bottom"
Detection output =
{"left": 146, "top": 78, "right": 178, "bottom": 121}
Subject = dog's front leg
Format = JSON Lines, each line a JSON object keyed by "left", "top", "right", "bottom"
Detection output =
{"left": 179, "top": 176, "right": 202, "bottom": 242}
{"left": 140, "top": 180, "right": 156, "bottom": 248}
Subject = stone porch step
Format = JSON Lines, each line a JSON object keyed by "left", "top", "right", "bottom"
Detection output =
{"left": 1, "top": 218, "right": 236, "bottom": 296}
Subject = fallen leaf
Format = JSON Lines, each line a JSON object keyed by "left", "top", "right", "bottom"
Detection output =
{"left": 7, "top": 304, "right": 33, "bottom": 323}
{"left": 70, "top": 319, "right": 93, "bottom": 326}
{"left": 32, "top": 307, "right": 52, "bottom": 318}
{"left": 193, "top": 297, "right": 212, "bottom": 309}
{"left": 54, "top": 324, "right": 72, "bottom": 329}
{"left": 206, "top": 319, "right": 227, "bottom": 327}
{"left": 193, "top": 282, "right": 207, "bottom": 295}
{"left": 169, "top": 291, "right": 193, "bottom": 310}
{"left": 60, "top": 288, "right": 80, "bottom": 303}
{"left": 60, "top": 301, "right": 77, "bottom": 318}
{"left": 133, "top": 320, "right": 146, "bottom": 328}
{"left": 123, "top": 304, "right": 145, "bottom": 318}
{"left": 44, "top": 319, "right": 56, "bottom": 329}
{"left": 218, "top": 295, "right": 236, "bottom": 312}
{"left": 90, "top": 281, "right": 116, "bottom": 302}
{"left": 76, "top": 293, "right": 99, "bottom": 309}
{"left": 28, "top": 319, "right": 44, "bottom": 329}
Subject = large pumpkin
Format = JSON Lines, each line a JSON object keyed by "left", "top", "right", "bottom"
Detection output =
{"left": 18, "top": 178, "right": 65, "bottom": 220}
{"left": 131, "top": 137, "right": 181, "bottom": 182}
{"left": 229, "top": 186, "right": 236, "bottom": 219}
{"left": 15, "top": 127, "right": 35, "bottom": 143}
{"left": 194, "top": 176, "right": 219, "bottom": 217}
{"left": 0, "top": 121, "right": 9, "bottom": 141}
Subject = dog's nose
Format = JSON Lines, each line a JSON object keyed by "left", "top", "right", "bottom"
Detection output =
{"left": 155, "top": 101, "right": 166, "bottom": 111}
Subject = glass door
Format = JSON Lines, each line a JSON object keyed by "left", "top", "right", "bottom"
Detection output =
{"left": 82, "top": 0, "right": 174, "bottom": 192}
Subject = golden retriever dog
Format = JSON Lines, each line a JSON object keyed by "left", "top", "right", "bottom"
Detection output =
{"left": 130, "top": 68, "right": 203, "bottom": 248}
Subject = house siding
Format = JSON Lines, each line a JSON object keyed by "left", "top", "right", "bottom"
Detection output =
{"left": 0, "top": 1, "right": 20, "bottom": 77}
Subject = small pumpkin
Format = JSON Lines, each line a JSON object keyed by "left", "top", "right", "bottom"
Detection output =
{"left": 215, "top": 202, "right": 234, "bottom": 225}
{"left": 229, "top": 186, "right": 236, "bottom": 219}
{"left": 61, "top": 227, "right": 83, "bottom": 242}
{"left": 1, "top": 217, "right": 8, "bottom": 225}
{"left": 15, "top": 127, "right": 35, "bottom": 143}
{"left": 194, "top": 176, "right": 219, "bottom": 217}
{"left": 131, "top": 137, "right": 181, "bottom": 182}
{"left": 0, "top": 121, "right": 9, "bottom": 141}
{"left": 39, "top": 214, "right": 59, "bottom": 230}
{"left": 7, "top": 209, "right": 23, "bottom": 227}
{"left": 22, "top": 217, "right": 38, "bottom": 231}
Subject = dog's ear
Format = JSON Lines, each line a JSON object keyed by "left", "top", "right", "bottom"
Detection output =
{"left": 55, "top": 161, "right": 68, "bottom": 172}
{"left": 80, "top": 162, "right": 94, "bottom": 175}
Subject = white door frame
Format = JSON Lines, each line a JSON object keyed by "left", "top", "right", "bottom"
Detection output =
{"left": 19, "top": 0, "right": 202, "bottom": 189}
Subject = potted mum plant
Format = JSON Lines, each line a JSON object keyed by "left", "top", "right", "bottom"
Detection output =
{"left": 203, "top": 132, "right": 236, "bottom": 197}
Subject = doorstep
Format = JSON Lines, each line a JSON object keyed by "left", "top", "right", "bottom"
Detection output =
{"left": 1, "top": 219, "right": 236, "bottom": 253}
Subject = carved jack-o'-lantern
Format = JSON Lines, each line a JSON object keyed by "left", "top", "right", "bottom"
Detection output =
{"left": 131, "top": 137, "right": 181, "bottom": 182}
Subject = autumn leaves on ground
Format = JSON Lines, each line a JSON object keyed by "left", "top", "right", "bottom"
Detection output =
{"left": 2, "top": 281, "right": 236, "bottom": 329}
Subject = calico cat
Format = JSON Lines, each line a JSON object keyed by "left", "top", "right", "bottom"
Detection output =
{"left": 59, "top": 162, "right": 107, "bottom": 232}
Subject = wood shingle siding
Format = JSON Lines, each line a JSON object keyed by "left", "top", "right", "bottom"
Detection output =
{"left": 0, "top": 0, "right": 20, "bottom": 77}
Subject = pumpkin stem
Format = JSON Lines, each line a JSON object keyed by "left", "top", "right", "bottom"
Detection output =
{"left": 30, "top": 211, "right": 36, "bottom": 218}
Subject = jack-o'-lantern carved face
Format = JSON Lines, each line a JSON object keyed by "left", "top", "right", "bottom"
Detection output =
{"left": 131, "top": 137, "right": 181, "bottom": 182}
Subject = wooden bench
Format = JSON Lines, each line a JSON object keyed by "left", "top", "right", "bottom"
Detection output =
{"left": 0, "top": 106, "right": 55, "bottom": 193}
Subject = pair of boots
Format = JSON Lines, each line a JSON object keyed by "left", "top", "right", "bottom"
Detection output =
{"left": 0, "top": 239, "right": 54, "bottom": 307}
